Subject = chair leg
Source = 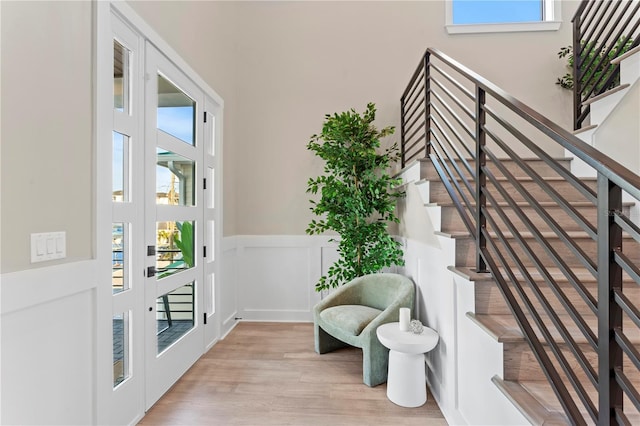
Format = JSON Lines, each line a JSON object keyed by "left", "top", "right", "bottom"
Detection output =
{"left": 314, "top": 324, "right": 349, "bottom": 354}
{"left": 362, "top": 334, "right": 390, "bottom": 387}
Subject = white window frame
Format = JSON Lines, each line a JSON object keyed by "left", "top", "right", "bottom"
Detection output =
{"left": 445, "top": 0, "right": 562, "bottom": 34}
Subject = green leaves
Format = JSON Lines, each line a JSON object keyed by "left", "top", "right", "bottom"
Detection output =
{"left": 306, "top": 102, "right": 405, "bottom": 291}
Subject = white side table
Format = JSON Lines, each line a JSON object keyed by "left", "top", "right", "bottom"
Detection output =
{"left": 376, "top": 322, "right": 439, "bottom": 407}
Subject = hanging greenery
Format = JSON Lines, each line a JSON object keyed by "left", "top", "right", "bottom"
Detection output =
{"left": 556, "top": 38, "right": 635, "bottom": 92}
{"left": 306, "top": 103, "right": 405, "bottom": 292}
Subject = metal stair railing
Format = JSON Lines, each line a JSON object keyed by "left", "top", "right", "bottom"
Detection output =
{"left": 401, "top": 47, "right": 640, "bottom": 425}
{"left": 572, "top": 0, "right": 640, "bottom": 130}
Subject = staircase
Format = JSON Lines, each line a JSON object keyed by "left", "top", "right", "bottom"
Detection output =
{"left": 398, "top": 41, "right": 640, "bottom": 425}
{"left": 413, "top": 155, "right": 640, "bottom": 424}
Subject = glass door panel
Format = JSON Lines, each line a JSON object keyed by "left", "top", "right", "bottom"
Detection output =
{"left": 156, "top": 282, "right": 195, "bottom": 354}
{"left": 113, "top": 312, "right": 130, "bottom": 387}
{"left": 145, "top": 42, "right": 204, "bottom": 410}
{"left": 156, "top": 149, "right": 195, "bottom": 206}
{"left": 157, "top": 74, "right": 195, "bottom": 146}
{"left": 155, "top": 220, "right": 195, "bottom": 279}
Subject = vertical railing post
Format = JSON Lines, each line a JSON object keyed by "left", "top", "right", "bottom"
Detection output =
{"left": 597, "top": 173, "right": 624, "bottom": 425}
{"left": 573, "top": 6, "right": 582, "bottom": 130}
{"left": 400, "top": 94, "right": 407, "bottom": 168}
{"left": 475, "top": 85, "right": 487, "bottom": 273}
{"left": 424, "top": 52, "right": 431, "bottom": 157}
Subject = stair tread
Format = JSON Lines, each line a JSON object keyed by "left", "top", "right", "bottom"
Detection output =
{"left": 582, "top": 83, "right": 630, "bottom": 106}
{"left": 492, "top": 376, "right": 569, "bottom": 426}
{"left": 450, "top": 265, "right": 639, "bottom": 284}
{"left": 611, "top": 44, "right": 640, "bottom": 64}
{"left": 468, "top": 313, "right": 640, "bottom": 344}
{"left": 435, "top": 230, "right": 623, "bottom": 239}
{"left": 436, "top": 200, "right": 634, "bottom": 208}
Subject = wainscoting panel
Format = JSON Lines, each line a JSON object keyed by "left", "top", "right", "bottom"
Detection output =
{"left": 229, "top": 235, "right": 334, "bottom": 322}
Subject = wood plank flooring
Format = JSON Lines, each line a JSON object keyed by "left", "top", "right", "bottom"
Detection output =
{"left": 139, "top": 322, "right": 447, "bottom": 425}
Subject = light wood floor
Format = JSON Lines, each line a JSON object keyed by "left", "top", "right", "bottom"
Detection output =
{"left": 139, "top": 322, "right": 448, "bottom": 425}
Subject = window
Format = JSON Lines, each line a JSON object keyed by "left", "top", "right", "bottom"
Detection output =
{"left": 446, "top": 0, "right": 561, "bottom": 34}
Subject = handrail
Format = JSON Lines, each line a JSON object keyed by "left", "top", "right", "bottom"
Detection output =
{"left": 571, "top": 0, "right": 640, "bottom": 129}
{"left": 400, "top": 44, "right": 640, "bottom": 424}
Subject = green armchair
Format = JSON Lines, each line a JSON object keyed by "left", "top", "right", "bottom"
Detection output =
{"left": 313, "top": 273, "right": 415, "bottom": 387}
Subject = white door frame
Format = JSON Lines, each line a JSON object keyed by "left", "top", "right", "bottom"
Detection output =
{"left": 95, "top": 2, "right": 223, "bottom": 424}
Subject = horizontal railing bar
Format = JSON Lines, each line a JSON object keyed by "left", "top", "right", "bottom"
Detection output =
{"left": 404, "top": 148, "right": 423, "bottom": 166}
{"left": 482, "top": 146, "right": 598, "bottom": 314}
{"left": 482, "top": 122, "right": 597, "bottom": 241}
{"left": 482, "top": 163, "right": 599, "bottom": 347}
{"left": 426, "top": 47, "right": 640, "bottom": 201}
{"left": 430, "top": 77, "right": 475, "bottom": 121}
{"left": 430, "top": 111, "right": 475, "bottom": 162}
{"left": 613, "top": 288, "right": 640, "bottom": 331}
{"left": 614, "top": 327, "right": 640, "bottom": 374}
{"left": 482, "top": 201, "right": 599, "bottom": 394}
{"left": 402, "top": 72, "right": 425, "bottom": 108}
{"left": 431, "top": 90, "right": 475, "bottom": 141}
{"left": 403, "top": 95, "right": 426, "bottom": 128}
{"left": 614, "top": 366, "right": 640, "bottom": 412}
{"left": 614, "top": 251, "right": 640, "bottom": 288}
{"left": 401, "top": 52, "right": 427, "bottom": 101}
{"left": 430, "top": 128, "right": 476, "bottom": 199}
{"left": 579, "top": 1, "right": 622, "bottom": 78}
{"left": 428, "top": 154, "right": 476, "bottom": 238}
{"left": 430, "top": 136, "right": 477, "bottom": 217}
{"left": 614, "top": 407, "right": 630, "bottom": 426}
{"left": 431, "top": 101, "right": 475, "bottom": 146}
{"left": 480, "top": 229, "right": 589, "bottom": 424}
{"left": 429, "top": 119, "right": 475, "bottom": 180}
{"left": 404, "top": 133, "right": 427, "bottom": 155}
{"left": 430, "top": 62, "right": 475, "bottom": 101}
{"left": 581, "top": 0, "right": 613, "bottom": 46}
{"left": 483, "top": 104, "right": 598, "bottom": 206}
{"left": 614, "top": 210, "right": 640, "bottom": 244}
{"left": 482, "top": 136, "right": 599, "bottom": 278}
{"left": 404, "top": 106, "right": 426, "bottom": 136}
{"left": 404, "top": 115, "right": 426, "bottom": 144}
{"left": 403, "top": 84, "right": 425, "bottom": 120}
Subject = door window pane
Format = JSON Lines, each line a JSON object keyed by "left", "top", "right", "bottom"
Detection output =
{"left": 157, "top": 74, "right": 195, "bottom": 145}
{"left": 156, "top": 221, "right": 195, "bottom": 279}
{"left": 113, "top": 312, "right": 130, "bottom": 387}
{"left": 112, "top": 222, "right": 129, "bottom": 294}
{"left": 113, "top": 40, "right": 130, "bottom": 113}
{"left": 156, "top": 282, "right": 195, "bottom": 354}
{"left": 113, "top": 132, "right": 130, "bottom": 202}
{"left": 156, "top": 149, "right": 195, "bottom": 206}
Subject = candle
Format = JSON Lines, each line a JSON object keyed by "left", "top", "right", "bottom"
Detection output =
{"left": 399, "top": 307, "right": 410, "bottom": 331}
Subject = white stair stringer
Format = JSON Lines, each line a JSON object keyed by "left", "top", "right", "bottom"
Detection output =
{"left": 399, "top": 162, "right": 532, "bottom": 425}
{"left": 568, "top": 48, "right": 640, "bottom": 180}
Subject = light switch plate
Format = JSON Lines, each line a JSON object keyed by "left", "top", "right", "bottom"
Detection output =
{"left": 31, "top": 232, "right": 66, "bottom": 263}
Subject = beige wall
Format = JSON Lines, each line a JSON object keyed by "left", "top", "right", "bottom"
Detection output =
{"left": 1, "top": 1, "right": 93, "bottom": 273}
{"left": 1, "top": 0, "right": 581, "bottom": 272}
{"left": 231, "top": 0, "right": 579, "bottom": 236}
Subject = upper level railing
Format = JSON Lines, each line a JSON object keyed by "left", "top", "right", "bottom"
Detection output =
{"left": 572, "top": 0, "right": 640, "bottom": 129}
{"left": 401, "top": 47, "right": 640, "bottom": 424}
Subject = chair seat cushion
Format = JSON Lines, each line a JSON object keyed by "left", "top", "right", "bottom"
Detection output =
{"left": 320, "top": 305, "right": 382, "bottom": 336}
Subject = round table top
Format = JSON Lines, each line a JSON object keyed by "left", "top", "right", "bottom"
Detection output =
{"left": 376, "top": 322, "right": 439, "bottom": 354}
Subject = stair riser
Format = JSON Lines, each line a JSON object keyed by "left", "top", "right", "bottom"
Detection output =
{"left": 421, "top": 159, "right": 572, "bottom": 181}
{"left": 504, "top": 342, "right": 639, "bottom": 384}
{"left": 428, "top": 179, "right": 596, "bottom": 204}
{"left": 439, "top": 205, "right": 631, "bottom": 234}
{"left": 474, "top": 280, "right": 640, "bottom": 317}
{"left": 452, "top": 236, "right": 640, "bottom": 268}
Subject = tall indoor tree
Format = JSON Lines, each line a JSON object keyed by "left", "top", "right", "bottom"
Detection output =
{"left": 306, "top": 103, "right": 404, "bottom": 292}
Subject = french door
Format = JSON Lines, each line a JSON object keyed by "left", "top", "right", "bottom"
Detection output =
{"left": 106, "top": 9, "right": 222, "bottom": 421}
{"left": 143, "top": 43, "right": 207, "bottom": 408}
